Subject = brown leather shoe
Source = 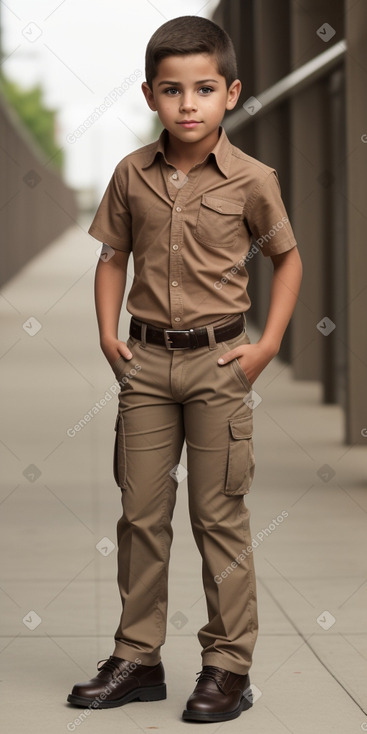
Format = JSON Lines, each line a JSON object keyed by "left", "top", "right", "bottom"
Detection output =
{"left": 67, "top": 656, "right": 166, "bottom": 708}
{"left": 182, "top": 665, "right": 252, "bottom": 722}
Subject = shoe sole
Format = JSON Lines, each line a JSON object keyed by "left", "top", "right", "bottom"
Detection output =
{"left": 67, "top": 683, "right": 166, "bottom": 709}
{"left": 182, "top": 690, "right": 252, "bottom": 722}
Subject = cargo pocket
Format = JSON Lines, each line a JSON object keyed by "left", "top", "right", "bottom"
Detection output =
{"left": 113, "top": 412, "right": 128, "bottom": 490}
{"left": 224, "top": 415, "right": 255, "bottom": 495}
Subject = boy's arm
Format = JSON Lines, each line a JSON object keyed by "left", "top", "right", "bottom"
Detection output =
{"left": 218, "top": 246, "right": 303, "bottom": 384}
{"left": 94, "top": 249, "right": 133, "bottom": 368}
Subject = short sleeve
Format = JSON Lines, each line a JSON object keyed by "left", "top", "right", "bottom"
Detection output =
{"left": 88, "top": 165, "right": 132, "bottom": 252}
{"left": 245, "top": 171, "right": 297, "bottom": 257}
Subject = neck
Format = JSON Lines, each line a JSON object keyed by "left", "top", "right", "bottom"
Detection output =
{"left": 165, "top": 129, "right": 220, "bottom": 172}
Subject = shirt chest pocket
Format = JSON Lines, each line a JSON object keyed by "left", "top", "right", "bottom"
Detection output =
{"left": 194, "top": 194, "right": 244, "bottom": 248}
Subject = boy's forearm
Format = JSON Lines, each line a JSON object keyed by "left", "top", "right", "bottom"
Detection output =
{"left": 258, "top": 246, "right": 303, "bottom": 357}
{"left": 94, "top": 251, "right": 129, "bottom": 342}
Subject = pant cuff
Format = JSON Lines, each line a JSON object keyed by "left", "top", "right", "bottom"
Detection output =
{"left": 113, "top": 642, "right": 161, "bottom": 666}
{"left": 201, "top": 652, "right": 250, "bottom": 676}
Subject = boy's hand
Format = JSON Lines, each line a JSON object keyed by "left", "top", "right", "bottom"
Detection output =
{"left": 217, "top": 342, "right": 277, "bottom": 384}
{"left": 100, "top": 336, "right": 132, "bottom": 370}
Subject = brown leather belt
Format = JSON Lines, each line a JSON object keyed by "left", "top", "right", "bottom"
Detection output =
{"left": 129, "top": 314, "right": 245, "bottom": 350}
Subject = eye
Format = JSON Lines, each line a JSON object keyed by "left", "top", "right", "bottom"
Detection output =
{"left": 163, "top": 87, "right": 180, "bottom": 95}
{"left": 199, "top": 86, "right": 214, "bottom": 95}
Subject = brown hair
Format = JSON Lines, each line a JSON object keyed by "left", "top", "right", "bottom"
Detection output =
{"left": 145, "top": 15, "right": 238, "bottom": 90}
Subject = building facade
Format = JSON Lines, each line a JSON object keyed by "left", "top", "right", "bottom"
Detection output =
{"left": 213, "top": 0, "right": 367, "bottom": 445}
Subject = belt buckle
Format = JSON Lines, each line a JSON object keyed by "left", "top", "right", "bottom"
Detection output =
{"left": 164, "top": 329, "right": 190, "bottom": 350}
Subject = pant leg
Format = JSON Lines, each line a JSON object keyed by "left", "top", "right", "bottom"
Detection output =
{"left": 111, "top": 336, "right": 184, "bottom": 665}
{"left": 182, "top": 329, "right": 259, "bottom": 676}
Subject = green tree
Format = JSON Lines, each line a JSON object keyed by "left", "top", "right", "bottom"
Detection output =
{"left": 0, "top": 76, "right": 63, "bottom": 169}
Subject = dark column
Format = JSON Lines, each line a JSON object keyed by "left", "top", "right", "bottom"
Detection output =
{"left": 289, "top": 0, "right": 344, "bottom": 381}
{"left": 345, "top": 0, "right": 367, "bottom": 444}
{"left": 250, "top": 0, "right": 291, "bottom": 356}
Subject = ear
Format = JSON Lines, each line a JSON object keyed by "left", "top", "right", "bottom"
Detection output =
{"left": 141, "top": 81, "right": 157, "bottom": 111}
{"left": 226, "top": 78, "right": 242, "bottom": 111}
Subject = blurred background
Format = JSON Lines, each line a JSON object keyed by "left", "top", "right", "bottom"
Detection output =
{"left": 1, "top": 3, "right": 366, "bottom": 731}
{"left": 1, "top": 0, "right": 366, "bottom": 444}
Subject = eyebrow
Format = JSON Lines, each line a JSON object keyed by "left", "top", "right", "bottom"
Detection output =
{"left": 157, "top": 79, "right": 220, "bottom": 86}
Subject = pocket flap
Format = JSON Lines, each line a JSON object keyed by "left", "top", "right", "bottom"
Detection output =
{"left": 201, "top": 194, "right": 243, "bottom": 216}
{"left": 229, "top": 415, "right": 253, "bottom": 440}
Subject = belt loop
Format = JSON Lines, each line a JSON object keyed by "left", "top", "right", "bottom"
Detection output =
{"left": 206, "top": 324, "right": 218, "bottom": 350}
{"left": 140, "top": 322, "right": 147, "bottom": 349}
{"left": 243, "top": 312, "right": 247, "bottom": 332}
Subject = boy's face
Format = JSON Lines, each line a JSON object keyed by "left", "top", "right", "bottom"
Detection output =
{"left": 142, "top": 54, "right": 241, "bottom": 149}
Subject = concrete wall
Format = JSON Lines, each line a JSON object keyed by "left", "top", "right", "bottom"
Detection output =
{"left": 213, "top": 0, "right": 367, "bottom": 445}
{"left": 0, "top": 94, "right": 78, "bottom": 286}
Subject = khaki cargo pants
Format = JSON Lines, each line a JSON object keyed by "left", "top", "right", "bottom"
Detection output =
{"left": 111, "top": 315, "right": 258, "bottom": 676}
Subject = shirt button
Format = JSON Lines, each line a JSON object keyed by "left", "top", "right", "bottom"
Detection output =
{"left": 171, "top": 173, "right": 178, "bottom": 180}
{"left": 174, "top": 317, "right": 181, "bottom": 323}
{"left": 176, "top": 206, "right": 182, "bottom": 212}
{"left": 171, "top": 281, "right": 178, "bottom": 287}
{"left": 172, "top": 244, "right": 179, "bottom": 251}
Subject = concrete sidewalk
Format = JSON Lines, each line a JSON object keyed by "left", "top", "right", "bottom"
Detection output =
{"left": 1, "top": 220, "right": 366, "bottom": 733}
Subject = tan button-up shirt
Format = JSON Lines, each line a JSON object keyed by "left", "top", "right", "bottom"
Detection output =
{"left": 88, "top": 127, "right": 297, "bottom": 328}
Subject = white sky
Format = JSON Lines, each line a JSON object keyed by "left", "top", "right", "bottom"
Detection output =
{"left": 1, "top": 0, "right": 220, "bottom": 196}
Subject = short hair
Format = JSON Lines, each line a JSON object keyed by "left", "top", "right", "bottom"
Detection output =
{"left": 145, "top": 15, "right": 238, "bottom": 90}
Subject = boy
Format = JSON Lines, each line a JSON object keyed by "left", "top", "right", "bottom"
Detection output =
{"left": 67, "top": 15, "right": 302, "bottom": 723}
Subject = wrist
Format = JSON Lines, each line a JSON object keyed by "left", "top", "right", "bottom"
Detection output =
{"left": 100, "top": 333, "right": 118, "bottom": 344}
{"left": 257, "top": 336, "right": 280, "bottom": 360}
{"left": 100, "top": 335, "right": 118, "bottom": 355}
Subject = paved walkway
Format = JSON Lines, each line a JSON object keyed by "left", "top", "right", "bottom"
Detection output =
{"left": 1, "top": 219, "right": 366, "bottom": 733}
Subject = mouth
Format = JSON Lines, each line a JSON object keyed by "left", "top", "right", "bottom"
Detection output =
{"left": 177, "top": 120, "right": 202, "bottom": 128}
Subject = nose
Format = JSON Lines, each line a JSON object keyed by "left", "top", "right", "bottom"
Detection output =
{"left": 179, "top": 92, "right": 197, "bottom": 112}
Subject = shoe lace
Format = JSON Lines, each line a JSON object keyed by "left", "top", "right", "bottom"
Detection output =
{"left": 97, "top": 656, "right": 122, "bottom": 675}
{"left": 195, "top": 667, "right": 223, "bottom": 684}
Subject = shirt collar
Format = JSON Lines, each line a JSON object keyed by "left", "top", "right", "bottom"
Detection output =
{"left": 141, "top": 126, "right": 232, "bottom": 178}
